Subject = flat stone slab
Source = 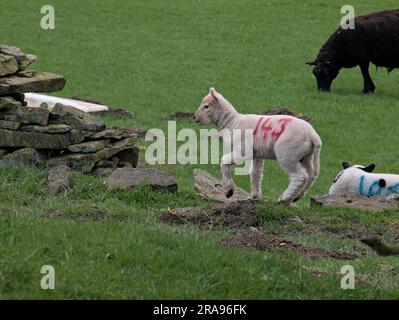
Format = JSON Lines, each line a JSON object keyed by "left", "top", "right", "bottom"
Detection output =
{"left": 1, "top": 104, "right": 49, "bottom": 125}
{"left": 46, "top": 165, "right": 73, "bottom": 196}
{"left": 0, "top": 96, "right": 22, "bottom": 110}
{"left": 19, "top": 123, "right": 71, "bottom": 134}
{"left": 0, "top": 147, "right": 45, "bottom": 167}
{"left": 0, "top": 45, "right": 36, "bottom": 69}
{"left": 193, "top": 169, "right": 251, "bottom": 203}
{"left": 105, "top": 167, "right": 177, "bottom": 192}
{"left": 311, "top": 194, "right": 399, "bottom": 212}
{"left": 0, "top": 149, "right": 7, "bottom": 158}
{"left": 0, "top": 53, "right": 18, "bottom": 76}
{"left": 88, "top": 128, "right": 135, "bottom": 140}
{"left": 48, "top": 137, "right": 138, "bottom": 172}
{"left": 68, "top": 140, "right": 108, "bottom": 153}
{"left": 24, "top": 93, "right": 109, "bottom": 113}
{"left": 0, "top": 120, "right": 21, "bottom": 130}
{"left": 0, "top": 128, "right": 85, "bottom": 149}
{"left": 0, "top": 71, "right": 65, "bottom": 96}
{"left": 50, "top": 103, "right": 105, "bottom": 132}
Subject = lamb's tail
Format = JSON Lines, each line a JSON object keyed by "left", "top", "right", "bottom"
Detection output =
{"left": 311, "top": 134, "right": 322, "bottom": 178}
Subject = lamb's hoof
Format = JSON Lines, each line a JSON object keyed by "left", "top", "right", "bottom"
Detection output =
{"left": 277, "top": 199, "right": 297, "bottom": 208}
{"left": 293, "top": 197, "right": 300, "bottom": 203}
{"left": 251, "top": 194, "right": 261, "bottom": 201}
{"left": 225, "top": 189, "right": 234, "bottom": 198}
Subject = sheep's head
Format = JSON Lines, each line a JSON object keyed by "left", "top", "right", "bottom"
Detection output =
{"left": 193, "top": 87, "right": 222, "bottom": 125}
{"left": 306, "top": 60, "right": 340, "bottom": 92}
{"left": 343, "top": 162, "right": 376, "bottom": 173}
{"left": 332, "top": 162, "right": 376, "bottom": 184}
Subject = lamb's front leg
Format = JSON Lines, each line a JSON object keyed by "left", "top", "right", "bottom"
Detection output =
{"left": 250, "top": 158, "right": 265, "bottom": 200}
{"left": 220, "top": 153, "right": 235, "bottom": 198}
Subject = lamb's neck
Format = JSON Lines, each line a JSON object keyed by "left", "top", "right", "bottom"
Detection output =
{"left": 215, "top": 108, "right": 239, "bottom": 131}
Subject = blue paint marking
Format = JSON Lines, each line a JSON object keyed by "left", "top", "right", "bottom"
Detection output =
{"left": 357, "top": 176, "right": 366, "bottom": 196}
{"left": 388, "top": 183, "right": 399, "bottom": 194}
{"left": 368, "top": 180, "right": 382, "bottom": 196}
{"left": 357, "top": 176, "right": 399, "bottom": 197}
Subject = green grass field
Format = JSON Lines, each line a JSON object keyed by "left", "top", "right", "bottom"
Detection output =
{"left": 1, "top": 0, "right": 399, "bottom": 299}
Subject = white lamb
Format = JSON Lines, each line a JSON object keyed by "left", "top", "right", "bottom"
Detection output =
{"left": 193, "top": 87, "right": 322, "bottom": 204}
{"left": 329, "top": 162, "right": 399, "bottom": 197}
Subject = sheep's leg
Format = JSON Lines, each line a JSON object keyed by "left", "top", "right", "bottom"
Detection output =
{"left": 220, "top": 153, "right": 238, "bottom": 198}
{"left": 250, "top": 158, "right": 265, "bottom": 200}
{"left": 294, "top": 153, "right": 315, "bottom": 202}
{"left": 277, "top": 159, "right": 308, "bottom": 204}
{"left": 220, "top": 151, "right": 252, "bottom": 198}
{"left": 360, "top": 63, "right": 375, "bottom": 93}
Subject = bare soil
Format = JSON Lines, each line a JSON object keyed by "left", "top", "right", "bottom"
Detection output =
{"left": 162, "top": 112, "right": 195, "bottom": 120}
{"left": 159, "top": 202, "right": 258, "bottom": 229}
{"left": 159, "top": 203, "right": 359, "bottom": 260}
{"left": 222, "top": 228, "right": 358, "bottom": 260}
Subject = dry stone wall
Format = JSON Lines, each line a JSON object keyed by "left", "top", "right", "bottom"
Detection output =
{"left": 0, "top": 45, "right": 139, "bottom": 172}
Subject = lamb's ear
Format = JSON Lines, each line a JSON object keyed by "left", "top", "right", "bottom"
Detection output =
{"left": 306, "top": 61, "right": 316, "bottom": 66}
{"left": 209, "top": 87, "right": 219, "bottom": 101}
{"left": 362, "top": 163, "right": 376, "bottom": 173}
{"left": 342, "top": 162, "right": 351, "bottom": 169}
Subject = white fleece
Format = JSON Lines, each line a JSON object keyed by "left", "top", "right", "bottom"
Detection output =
{"left": 329, "top": 165, "right": 399, "bottom": 197}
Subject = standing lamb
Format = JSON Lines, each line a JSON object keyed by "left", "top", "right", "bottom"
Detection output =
{"left": 307, "top": 9, "right": 399, "bottom": 93}
{"left": 329, "top": 162, "right": 399, "bottom": 197}
{"left": 193, "top": 88, "right": 322, "bottom": 204}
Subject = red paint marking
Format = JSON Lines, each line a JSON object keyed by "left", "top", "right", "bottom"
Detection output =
{"left": 253, "top": 117, "right": 265, "bottom": 136}
{"left": 260, "top": 118, "right": 273, "bottom": 142}
{"left": 253, "top": 117, "right": 292, "bottom": 143}
{"left": 271, "top": 118, "right": 292, "bottom": 140}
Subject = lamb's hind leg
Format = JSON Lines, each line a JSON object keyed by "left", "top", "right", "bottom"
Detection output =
{"left": 277, "top": 158, "right": 308, "bottom": 204}
{"left": 294, "top": 153, "right": 316, "bottom": 202}
{"left": 250, "top": 158, "right": 265, "bottom": 200}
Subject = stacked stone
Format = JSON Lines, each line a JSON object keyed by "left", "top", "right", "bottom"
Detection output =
{"left": 0, "top": 45, "right": 139, "bottom": 173}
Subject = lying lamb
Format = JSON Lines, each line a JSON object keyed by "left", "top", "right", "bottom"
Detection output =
{"left": 329, "top": 162, "right": 399, "bottom": 197}
{"left": 193, "top": 88, "right": 322, "bottom": 204}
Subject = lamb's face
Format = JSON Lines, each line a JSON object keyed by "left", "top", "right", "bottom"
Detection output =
{"left": 193, "top": 88, "right": 220, "bottom": 125}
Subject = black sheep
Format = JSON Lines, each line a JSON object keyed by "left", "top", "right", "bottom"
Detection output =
{"left": 307, "top": 9, "right": 399, "bottom": 93}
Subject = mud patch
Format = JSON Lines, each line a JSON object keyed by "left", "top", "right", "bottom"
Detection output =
{"left": 159, "top": 202, "right": 258, "bottom": 229}
{"left": 0, "top": 206, "right": 11, "bottom": 214}
{"left": 299, "top": 224, "right": 382, "bottom": 241}
{"left": 222, "top": 229, "right": 358, "bottom": 260}
{"left": 70, "top": 96, "right": 136, "bottom": 119}
{"left": 163, "top": 112, "right": 195, "bottom": 120}
{"left": 302, "top": 266, "right": 370, "bottom": 285}
{"left": 262, "top": 107, "right": 311, "bottom": 122}
{"left": 109, "top": 127, "right": 148, "bottom": 138}
{"left": 41, "top": 208, "right": 130, "bottom": 223}
{"left": 93, "top": 107, "right": 136, "bottom": 119}
{"left": 311, "top": 193, "right": 399, "bottom": 212}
